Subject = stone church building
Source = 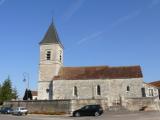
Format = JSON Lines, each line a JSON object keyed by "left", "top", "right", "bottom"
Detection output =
{"left": 38, "top": 22, "right": 159, "bottom": 106}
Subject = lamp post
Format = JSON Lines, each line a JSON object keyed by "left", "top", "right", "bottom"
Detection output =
{"left": 23, "top": 72, "right": 30, "bottom": 100}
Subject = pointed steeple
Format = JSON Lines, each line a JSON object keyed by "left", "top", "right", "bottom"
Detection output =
{"left": 40, "top": 21, "right": 63, "bottom": 48}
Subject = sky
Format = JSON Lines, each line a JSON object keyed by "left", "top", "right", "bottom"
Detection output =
{"left": 0, "top": 0, "right": 160, "bottom": 98}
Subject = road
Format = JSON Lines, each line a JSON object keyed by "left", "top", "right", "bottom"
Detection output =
{"left": 0, "top": 111, "right": 160, "bottom": 120}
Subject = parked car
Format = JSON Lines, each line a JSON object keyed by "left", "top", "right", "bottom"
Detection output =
{"left": 0, "top": 107, "right": 13, "bottom": 114}
{"left": 12, "top": 107, "right": 28, "bottom": 116}
{"left": 73, "top": 104, "right": 103, "bottom": 117}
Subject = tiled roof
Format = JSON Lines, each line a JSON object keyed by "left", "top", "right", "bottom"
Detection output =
{"left": 149, "top": 81, "right": 160, "bottom": 87}
{"left": 53, "top": 65, "right": 143, "bottom": 80}
{"left": 39, "top": 22, "right": 63, "bottom": 48}
{"left": 31, "top": 91, "right": 38, "bottom": 96}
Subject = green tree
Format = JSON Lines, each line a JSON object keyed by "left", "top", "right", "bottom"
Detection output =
{"left": 12, "top": 87, "right": 18, "bottom": 99}
{"left": 0, "top": 77, "right": 18, "bottom": 104}
{"left": 1, "top": 78, "right": 12, "bottom": 101}
{"left": 0, "top": 84, "right": 2, "bottom": 105}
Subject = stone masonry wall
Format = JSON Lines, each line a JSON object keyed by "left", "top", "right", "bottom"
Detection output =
{"left": 4, "top": 100, "right": 70, "bottom": 114}
{"left": 38, "top": 81, "right": 51, "bottom": 100}
{"left": 4, "top": 99, "right": 160, "bottom": 114}
{"left": 125, "top": 97, "right": 160, "bottom": 111}
{"left": 53, "top": 78, "right": 143, "bottom": 106}
{"left": 38, "top": 44, "right": 63, "bottom": 100}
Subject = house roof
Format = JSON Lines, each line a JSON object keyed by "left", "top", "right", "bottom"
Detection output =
{"left": 39, "top": 22, "right": 63, "bottom": 48}
{"left": 31, "top": 91, "right": 38, "bottom": 96}
{"left": 149, "top": 81, "right": 160, "bottom": 87}
{"left": 53, "top": 65, "right": 143, "bottom": 80}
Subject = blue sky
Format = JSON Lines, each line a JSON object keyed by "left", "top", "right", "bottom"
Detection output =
{"left": 0, "top": 0, "right": 160, "bottom": 97}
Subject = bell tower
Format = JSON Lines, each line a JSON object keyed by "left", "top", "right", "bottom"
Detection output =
{"left": 38, "top": 22, "right": 63, "bottom": 100}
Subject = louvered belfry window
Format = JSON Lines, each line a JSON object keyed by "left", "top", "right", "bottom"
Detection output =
{"left": 46, "top": 51, "right": 51, "bottom": 60}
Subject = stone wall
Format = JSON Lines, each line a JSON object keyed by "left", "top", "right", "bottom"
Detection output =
{"left": 38, "top": 81, "right": 52, "bottom": 100}
{"left": 53, "top": 78, "right": 143, "bottom": 106}
{"left": 3, "top": 99, "right": 160, "bottom": 114}
{"left": 124, "top": 97, "right": 160, "bottom": 111}
{"left": 38, "top": 44, "right": 63, "bottom": 100}
{"left": 3, "top": 100, "right": 70, "bottom": 114}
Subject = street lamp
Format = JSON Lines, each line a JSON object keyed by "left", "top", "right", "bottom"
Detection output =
{"left": 23, "top": 72, "right": 30, "bottom": 100}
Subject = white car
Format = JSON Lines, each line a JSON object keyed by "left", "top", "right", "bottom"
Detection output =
{"left": 12, "top": 107, "right": 28, "bottom": 116}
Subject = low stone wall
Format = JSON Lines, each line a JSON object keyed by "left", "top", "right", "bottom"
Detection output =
{"left": 4, "top": 100, "right": 71, "bottom": 114}
{"left": 125, "top": 97, "right": 160, "bottom": 111}
{"left": 3, "top": 98, "right": 160, "bottom": 114}
{"left": 4, "top": 99, "right": 108, "bottom": 114}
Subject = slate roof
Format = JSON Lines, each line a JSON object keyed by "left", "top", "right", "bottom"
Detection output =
{"left": 149, "top": 81, "right": 160, "bottom": 87}
{"left": 39, "top": 22, "right": 63, "bottom": 48}
{"left": 53, "top": 65, "right": 143, "bottom": 80}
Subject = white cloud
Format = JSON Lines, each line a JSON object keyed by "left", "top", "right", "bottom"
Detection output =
{"left": 62, "top": 0, "right": 86, "bottom": 22}
{"left": 65, "top": 31, "right": 103, "bottom": 53}
{"left": 110, "top": 10, "right": 141, "bottom": 28}
{"left": 77, "top": 31, "right": 103, "bottom": 45}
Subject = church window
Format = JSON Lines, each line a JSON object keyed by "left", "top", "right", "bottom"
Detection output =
{"left": 127, "top": 86, "right": 130, "bottom": 92}
{"left": 73, "top": 86, "right": 78, "bottom": 97}
{"left": 97, "top": 85, "right": 101, "bottom": 95}
{"left": 46, "top": 51, "right": 51, "bottom": 60}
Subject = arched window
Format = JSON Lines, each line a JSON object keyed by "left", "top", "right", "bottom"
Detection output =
{"left": 127, "top": 86, "right": 130, "bottom": 92}
{"left": 73, "top": 86, "right": 78, "bottom": 97}
{"left": 97, "top": 85, "right": 101, "bottom": 95}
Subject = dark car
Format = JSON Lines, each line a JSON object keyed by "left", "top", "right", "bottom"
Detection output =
{"left": 73, "top": 104, "right": 103, "bottom": 117}
{"left": 0, "top": 107, "right": 13, "bottom": 114}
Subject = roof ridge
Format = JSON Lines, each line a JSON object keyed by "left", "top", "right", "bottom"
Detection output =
{"left": 109, "top": 65, "right": 141, "bottom": 68}
{"left": 62, "top": 66, "right": 109, "bottom": 68}
{"left": 61, "top": 65, "right": 140, "bottom": 69}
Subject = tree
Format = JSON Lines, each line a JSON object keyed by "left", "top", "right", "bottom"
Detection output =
{"left": 23, "top": 89, "right": 32, "bottom": 100}
{"left": 12, "top": 87, "right": 18, "bottom": 100}
{"left": 0, "top": 78, "right": 12, "bottom": 101}
{"left": 0, "top": 77, "right": 18, "bottom": 104}
{"left": 0, "top": 84, "right": 2, "bottom": 105}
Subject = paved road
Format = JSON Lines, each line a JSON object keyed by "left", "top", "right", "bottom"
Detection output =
{"left": 0, "top": 111, "right": 160, "bottom": 120}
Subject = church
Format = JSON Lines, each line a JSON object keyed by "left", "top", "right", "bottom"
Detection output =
{"left": 37, "top": 22, "right": 159, "bottom": 106}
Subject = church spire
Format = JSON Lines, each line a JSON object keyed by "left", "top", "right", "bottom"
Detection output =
{"left": 40, "top": 21, "right": 63, "bottom": 48}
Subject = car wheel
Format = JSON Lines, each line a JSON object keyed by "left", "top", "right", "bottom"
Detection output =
{"left": 18, "top": 112, "right": 21, "bottom": 116}
{"left": 95, "top": 112, "right": 100, "bottom": 116}
{"left": 75, "top": 112, "right": 80, "bottom": 117}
